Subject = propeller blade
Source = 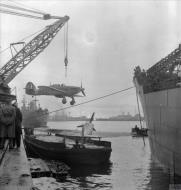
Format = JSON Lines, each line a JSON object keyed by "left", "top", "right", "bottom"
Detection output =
{"left": 89, "top": 112, "right": 95, "bottom": 123}
{"left": 81, "top": 89, "right": 86, "bottom": 96}
{"left": 77, "top": 124, "right": 84, "bottom": 128}
{"left": 80, "top": 81, "right": 85, "bottom": 96}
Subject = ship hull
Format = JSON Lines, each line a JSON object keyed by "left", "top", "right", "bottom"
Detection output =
{"left": 134, "top": 79, "right": 181, "bottom": 176}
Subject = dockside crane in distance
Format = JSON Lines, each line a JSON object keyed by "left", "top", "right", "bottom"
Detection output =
{"left": 0, "top": 2, "right": 69, "bottom": 101}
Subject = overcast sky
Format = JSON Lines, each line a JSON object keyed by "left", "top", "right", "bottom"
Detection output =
{"left": 1, "top": 0, "right": 181, "bottom": 117}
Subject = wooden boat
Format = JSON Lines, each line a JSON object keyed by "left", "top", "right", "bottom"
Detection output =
{"left": 24, "top": 112, "right": 112, "bottom": 165}
{"left": 24, "top": 133, "right": 112, "bottom": 165}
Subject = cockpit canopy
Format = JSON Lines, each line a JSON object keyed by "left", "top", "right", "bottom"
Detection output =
{"left": 50, "top": 83, "right": 65, "bottom": 88}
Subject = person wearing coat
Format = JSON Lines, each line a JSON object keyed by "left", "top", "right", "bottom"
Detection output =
{"left": 13, "top": 103, "right": 23, "bottom": 148}
{"left": 0, "top": 102, "right": 16, "bottom": 149}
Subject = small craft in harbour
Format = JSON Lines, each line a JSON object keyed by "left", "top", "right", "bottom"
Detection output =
{"left": 131, "top": 125, "right": 148, "bottom": 137}
{"left": 24, "top": 113, "right": 112, "bottom": 165}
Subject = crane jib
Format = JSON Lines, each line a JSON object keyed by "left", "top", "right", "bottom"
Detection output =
{"left": 0, "top": 16, "right": 69, "bottom": 84}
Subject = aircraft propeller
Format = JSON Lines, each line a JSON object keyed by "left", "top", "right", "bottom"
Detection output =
{"left": 76, "top": 112, "right": 96, "bottom": 131}
{"left": 80, "top": 81, "right": 86, "bottom": 96}
{"left": 81, "top": 88, "right": 86, "bottom": 96}
{"left": 89, "top": 112, "right": 95, "bottom": 123}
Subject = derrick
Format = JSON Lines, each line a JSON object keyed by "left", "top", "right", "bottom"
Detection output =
{"left": 147, "top": 44, "right": 181, "bottom": 76}
{"left": 0, "top": 16, "right": 69, "bottom": 84}
{"left": 134, "top": 44, "right": 181, "bottom": 94}
{"left": 0, "top": 2, "right": 69, "bottom": 101}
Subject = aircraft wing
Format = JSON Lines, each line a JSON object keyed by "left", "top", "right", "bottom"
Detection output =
{"left": 73, "top": 94, "right": 84, "bottom": 97}
{"left": 38, "top": 86, "right": 66, "bottom": 94}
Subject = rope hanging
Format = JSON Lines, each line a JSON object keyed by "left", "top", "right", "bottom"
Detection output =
{"left": 7, "top": 0, "right": 48, "bottom": 15}
{"left": 136, "top": 89, "right": 143, "bottom": 129}
{"left": 64, "top": 22, "right": 68, "bottom": 78}
{"left": 0, "top": 28, "right": 45, "bottom": 55}
{"left": 136, "top": 88, "right": 145, "bottom": 146}
{"left": 0, "top": 8, "right": 45, "bottom": 20}
{"left": 0, "top": 3, "right": 47, "bottom": 16}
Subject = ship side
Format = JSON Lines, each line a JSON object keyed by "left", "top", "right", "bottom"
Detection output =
{"left": 133, "top": 44, "right": 181, "bottom": 176}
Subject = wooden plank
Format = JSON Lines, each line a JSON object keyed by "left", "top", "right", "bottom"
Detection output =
{"left": 28, "top": 158, "right": 51, "bottom": 178}
{"left": 29, "top": 158, "right": 50, "bottom": 172}
{"left": 0, "top": 140, "right": 33, "bottom": 190}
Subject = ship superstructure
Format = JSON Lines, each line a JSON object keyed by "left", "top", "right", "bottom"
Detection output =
{"left": 21, "top": 98, "right": 49, "bottom": 128}
{"left": 133, "top": 44, "right": 181, "bottom": 176}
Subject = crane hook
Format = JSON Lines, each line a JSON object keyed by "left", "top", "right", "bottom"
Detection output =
{"left": 64, "top": 56, "right": 68, "bottom": 77}
{"left": 64, "top": 22, "right": 68, "bottom": 78}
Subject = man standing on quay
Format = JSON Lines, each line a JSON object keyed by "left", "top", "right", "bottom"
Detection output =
{"left": 0, "top": 101, "right": 16, "bottom": 149}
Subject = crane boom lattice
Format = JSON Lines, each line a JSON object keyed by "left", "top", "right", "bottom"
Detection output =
{"left": 147, "top": 44, "right": 181, "bottom": 76}
{"left": 0, "top": 16, "right": 69, "bottom": 84}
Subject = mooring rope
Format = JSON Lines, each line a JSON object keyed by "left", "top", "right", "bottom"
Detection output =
{"left": 27, "top": 86, "right": 134, "bottom": 120}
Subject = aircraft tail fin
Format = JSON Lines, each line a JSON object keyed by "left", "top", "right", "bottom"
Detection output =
{"left": 25, "top": 82, "right": 36, "bottom": 95}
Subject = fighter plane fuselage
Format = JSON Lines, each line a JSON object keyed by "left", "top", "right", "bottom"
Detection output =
{"left": 25, "top": 82, "right": 85, "bottom": 105}
{"left": 36, "top": 85, "right": 82, "bottom": 97}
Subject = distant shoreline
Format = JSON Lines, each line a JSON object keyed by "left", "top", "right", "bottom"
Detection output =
{"left": 42, "top": 129, "right": 131, "bottom": 138}
{"left": 48, "top": 119, "right": 144, "bottom": 122}
{"left": 50, "top": 114, "right": 144, "bottom": 122}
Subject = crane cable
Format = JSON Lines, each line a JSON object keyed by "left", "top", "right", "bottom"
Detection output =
{"left": 64, "top": 22, "right": 68, "bottom": 78}
{"left": 6, "top": 0, "right": 48, "bottom": 15}
{"left": 136, "top": 88, "right": 145, "bottom": 146}
{"left": 28, "top": 86, "right": 134, "bottom": 119}
{"left": 0, "top": 3, "right": 47, "bottom": 16}
{"left": 0, "top": 8, "right": 45, "bottom": 20}
{"left": 0, "top": 28, "right": 45, "bottom": 55}
{"left": 0, "top": 1, "right": 50, "bottom": 54}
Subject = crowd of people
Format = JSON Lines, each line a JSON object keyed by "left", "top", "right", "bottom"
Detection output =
{"left": 0, "top": 101, "right": 22, "bottom": 149}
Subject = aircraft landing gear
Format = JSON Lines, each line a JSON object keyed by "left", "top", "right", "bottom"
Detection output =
{"left": 62, "top": 97, "right": 67, "bottom": 104}
{"left": 70, "top": 97, "right": 75, "bottom": 105}
{"left": 70, "top": 101, "right": 75, "bottom": 105}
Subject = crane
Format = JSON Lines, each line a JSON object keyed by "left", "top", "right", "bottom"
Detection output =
{"left": 147, "top": 44, "right": 181, "bottom": 77}
{"left": 0, "top": 2, "right": 69, "bottom": 101}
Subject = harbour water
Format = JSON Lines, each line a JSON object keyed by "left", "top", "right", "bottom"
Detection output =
{"left": 32, "top": 120, "right": 180, "bottom": 190}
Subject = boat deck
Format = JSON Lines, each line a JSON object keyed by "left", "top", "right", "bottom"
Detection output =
{"left": 0, "top": 139, "right": 33, "bottom": 190}
{"left": 35, "top": 134, "right": 64, "bottom": 143}
{"left": 35, "top": 134, "right": 106, "bottom": 149}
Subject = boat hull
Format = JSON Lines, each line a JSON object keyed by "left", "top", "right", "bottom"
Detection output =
{"left": 24, "top": 135, "right": 112, "bottom": 165}
{"left": 134, "top": 79, "right": 181, "bottom": 176}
